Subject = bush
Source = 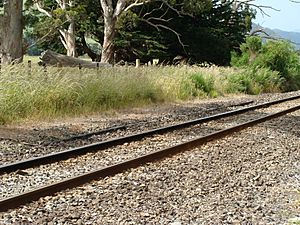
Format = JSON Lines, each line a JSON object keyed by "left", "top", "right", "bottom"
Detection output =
{"left": 231, "top": 36, "right": 300, "bottom": 91}
{"left": 255, "top": 41, "right": 299, "bottom": 76}
{"left": 231, "top": 36, "right": 262, "bottom": 67}
{"left": 190, "top": 73, "right": 218, "bottom": 97}
{"left": 226, "top": 67, "right": 282, "bottom": 94}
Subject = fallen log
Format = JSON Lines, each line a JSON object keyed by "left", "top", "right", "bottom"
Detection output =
{"left": 39, "top": 50, "right": 112, "bottom": 68}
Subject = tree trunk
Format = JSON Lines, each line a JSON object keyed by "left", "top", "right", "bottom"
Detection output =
{"left": 34, "top": 0, "right": 77, "bottom": 58}
{"left": 79, "top": 32, "right": 101, "bottom": 62}
{"left": 0, "top": 0, "right": 23, "bottom": 64}
{"left": 101, "top": 17, "right": 117, "bottom": 63}
{"left": 40, "top": 50, "right": 111, "bottom": 68}
{"left": 59, "top": 19, "right": 76, "bottom": 57}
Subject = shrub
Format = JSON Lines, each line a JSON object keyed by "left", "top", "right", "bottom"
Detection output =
{"left": 190, "top": 73, "right": 218, "bottom": 97}
{"left": 254, "top": 41, "right": 299, "bottom": 76}
{"left": 226, "top": 67, "right": 282, "bottom": 94}
{"left": 231, "top": 36, "right": 262, "bottom": 67}
{"left": 231, "top": 36, "right": 300, "bottom": 91}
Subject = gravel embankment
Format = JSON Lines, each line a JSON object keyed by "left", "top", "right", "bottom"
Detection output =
{"left": 1, "top": 92, "right": 298, "bottom": 165}
{"left": 0, "top": 92, "right": 300, "bottom": 224}
{"left": 0, "top": 97, "right": 251, "bottom": 165}
{"left": 0, "top": 99, "right": 300, "bottom": 224}
{"left": 0, "top": 97, "right": 299, "bottom": 200}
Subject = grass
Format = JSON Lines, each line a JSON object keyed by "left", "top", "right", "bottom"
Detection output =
{"left": 0, "top": 62, "right": 284, "bottom": 124}
{"left": 23, "top": 55, "right": 41, "bottom": 64}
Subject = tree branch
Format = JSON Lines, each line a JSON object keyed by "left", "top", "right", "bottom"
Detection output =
{"left": 140, "top": 18, "right": 187, "bottom": 53}
{"left": 233, "top": 0, "right": 280, "bottom": 17}
{"left": 143, "top": 2, "right": 164, "bottom": 17}
{"left": 160, "top": 0, "right": 183, "bottom": 17}
{"left": 113, "top": 0, "right": 127, "bottom": 18}
{"left": 146, "top": 16, "right": 172, "bottom": 23}
{"left": 249, "top": 28, "right": 270, "bottom": 36}
{"left": 34, "top": 1, "right": 53, "bottom": 18}
{"left": 55, "top": 0, "right": 65, "bottom": 9}
{"left": 250, "top": 28, "right": 300, "bottom": 46}
{"left": 59, "top": 29, "right": 68, "bottom": 49}
{"left": 124, "top": 0, "right": 149, "bottom": 12}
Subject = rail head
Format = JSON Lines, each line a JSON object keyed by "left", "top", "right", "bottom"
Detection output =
{"left": 0, "top": 104, "right": 299, "bottom": 212}
{"left": 0, "top": 94, "right": 300, "bottom": 174}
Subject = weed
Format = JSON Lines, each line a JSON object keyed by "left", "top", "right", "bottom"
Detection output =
{"left": 0, "top": 63, "right": 284, "bottom": 124}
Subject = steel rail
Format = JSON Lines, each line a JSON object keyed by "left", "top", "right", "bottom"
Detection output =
{"left": 0, "top": 95, "right": 299, "bottom": 174}
{"left": 0, "top": 104, "right": 299, "bottom": 212}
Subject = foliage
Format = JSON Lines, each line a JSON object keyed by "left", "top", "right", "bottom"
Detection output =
{"left": 231, "top": 36, "right": 300, "bottom": 90}
{"left": 0, "top": 63, "right": 283, "bottom": 124}
{"left": 226, "top": 67, "right": 282, "bottom": 94}
{"left": 115, "top": 0, "right": 254, "bottom": 65}
{"left": 190, "top": 73, "right": 217, "bottom": 97}
{"left": 255, "top": 41, "right": 299, "bottom": 76}
{"left": 24, "top": 0, "right": 86, "bottom": 55}
{"left": 231, "top": 35, "right": 262, "bottom": 66}
{"left": 114, "top": 10, "right": 168, "bottom": 62}
{"left": 23, "top": 0, "right": 253, "bottom": 65}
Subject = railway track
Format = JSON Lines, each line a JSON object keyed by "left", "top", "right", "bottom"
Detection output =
{"left": 0, "top": 95, "right": 298, "bottom": 174}
{"left": 0, "top": 95, "right": 300, "bottom": 212}
{"left": 0, "top": 99, "right": 254, "bottom": 166}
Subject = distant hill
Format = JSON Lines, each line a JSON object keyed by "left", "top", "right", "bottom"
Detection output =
{"left": 252, "top": 24, "right": 300, "bottom": 49}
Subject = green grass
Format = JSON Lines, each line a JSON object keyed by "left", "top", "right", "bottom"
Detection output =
{"left": 225, "top": 67, "right": 282, "bottom": 94}
{"left": 0, "top": 63, "right": 283, "bottom": 124}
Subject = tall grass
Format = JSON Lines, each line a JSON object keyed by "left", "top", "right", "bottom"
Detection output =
{"left": 225, "top": 67, "right": 282, "bottom": 94}
{"left": 0, "top": 63, "right": 282, "bottom": 124}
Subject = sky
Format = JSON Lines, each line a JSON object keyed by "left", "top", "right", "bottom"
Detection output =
{"left": 253, "top": 0, "right": 300, "bottom": 32}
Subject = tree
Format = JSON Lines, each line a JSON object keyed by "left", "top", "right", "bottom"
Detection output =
{"left": 98, "top": 0, "right": 212, "bottom": 63}
{"left": 27, "top": 0, "right": 78, "bottom": 57}
{"left": 112, "top": 0, "right": 252, "bottom": 65}
{"left": 76, "top": 0, "right": 104, "bottom": 61}
{"left": 0, "top": 0, "right": 23, "bottom": 64}
{"left": 24, "top": 0, "right": 252, "bottom": 65}
{"left": 99, "top": 0, "right": 138, "bottom": 63}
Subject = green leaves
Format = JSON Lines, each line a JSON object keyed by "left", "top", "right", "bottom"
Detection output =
{"left": 181, "top": 0, "right": 212, "bottom": 15}
{"left": 231, "top": 36, "right": 300, "bottom": 91}
{"left": 23, "top": 0, "right": 253, "bottom": 66}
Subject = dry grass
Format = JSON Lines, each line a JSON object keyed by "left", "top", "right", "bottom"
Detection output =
{"left": 0, "top": 63, "right": 282, "bottom": 124}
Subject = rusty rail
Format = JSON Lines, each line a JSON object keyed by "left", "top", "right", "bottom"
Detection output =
{"left": 0, "top": 94, "right": 300, "bottom": 174}
{"left": 0, "top": 104, "right": 299, "bottom": 212}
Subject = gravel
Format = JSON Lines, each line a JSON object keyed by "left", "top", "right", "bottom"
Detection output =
{"left": 1, "top": 92, "right": 298, "bottom": 165}
{"left": 0, "top": 97, "right": 252, "bottom": 165}
{"left": 1, "top": 96, "right": 299, "bottom": 200}
{"left": 0, "top": 92, "right": 300, "bottom": 224}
